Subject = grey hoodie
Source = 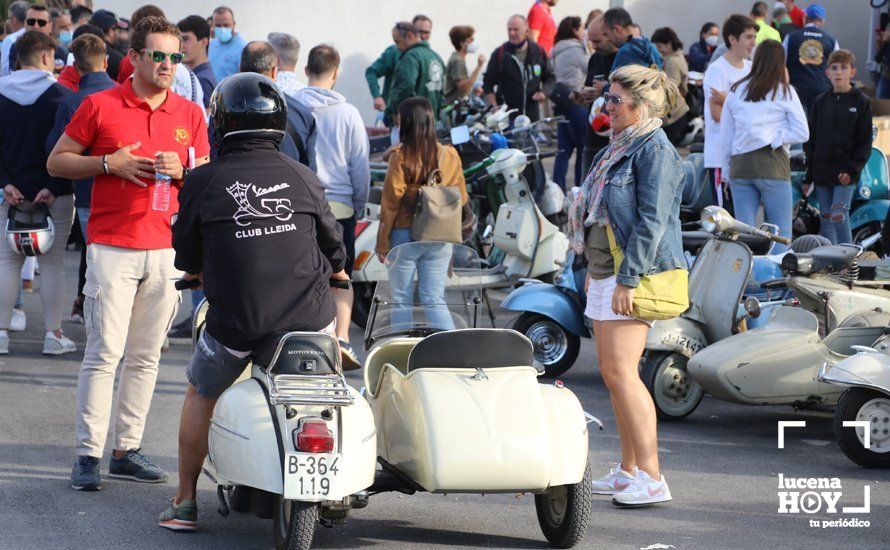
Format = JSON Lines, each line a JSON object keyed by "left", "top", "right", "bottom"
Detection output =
{"left": 292, "top": 86, "right": 370, "bottom": 217}
{"left": 0, "top": 68, "right": 56, "bottom": 105}
{"left": 550, "top": 39, "right": 590, "bottom": 91}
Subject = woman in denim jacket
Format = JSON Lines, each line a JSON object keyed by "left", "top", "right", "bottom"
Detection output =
{"left": 567, "top": 64, "right": 685, "bottom": 507}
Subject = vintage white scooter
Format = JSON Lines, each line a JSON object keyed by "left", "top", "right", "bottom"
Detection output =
{"left": 352, "top": 129, "right": 569, "bottom": 326}
{"left": 686, "top": 244, "right": 890, "bottom": 418}
{"left": 820, "top": 324, "right": 890, "bottom": 469}
{"left": 189, "top": 280, "right": 378, "bottom": 550}
{"left": 358, "top": 241, "right": 597, "bottom": 548}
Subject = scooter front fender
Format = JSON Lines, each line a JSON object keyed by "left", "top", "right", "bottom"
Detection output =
{"left": 850, "top": 200, "right": 890, "bottom": 230}
{"left": 820, "top": 352, "right": 890, "bottom": 395}
{"left": 501, "top": 283, "right": 589, "bottom": 337}
{"left": 645, "top": 317, "right": 707, "bottom": 358}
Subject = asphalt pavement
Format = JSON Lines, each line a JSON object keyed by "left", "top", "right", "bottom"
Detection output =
{"left": 0, "top": 249, "right": 888, "bottom": 550}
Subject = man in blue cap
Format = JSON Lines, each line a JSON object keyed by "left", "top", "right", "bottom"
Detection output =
{"left": 783, "top": 4, "right": 839, "bottom": 113}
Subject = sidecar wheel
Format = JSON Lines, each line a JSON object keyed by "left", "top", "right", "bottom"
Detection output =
{"left": 273, "top": 497, "right": 318, "bottom": 550}
{"left": 641, "top": 352, "right": 704, "bottom": 421}
{"left": 535, "top": 462, "right": 592, "bottom": 549}
{"left": 834, "top": 388, "right": 890, "bottom": 469}
{"left": 351, "top": 282, "right": 375, "bottom": 329}
{"left": 512, "top": 313, "right": 580, "bottom": 378}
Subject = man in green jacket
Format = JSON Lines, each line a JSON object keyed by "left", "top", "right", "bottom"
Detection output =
{"left": 365, "top": 25, "right": 406, "bottom": 122}
{"left": 385, "top": 22, "right": 446, "bottom": 122}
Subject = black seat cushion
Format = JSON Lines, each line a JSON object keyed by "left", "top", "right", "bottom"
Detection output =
{"left": 252, "top": 332, "right": 340, "bottom": 374}
{"left": 407, "top": 329, "right": 533, "bottom": 372}
{"left": 782, "top": 244, "right": 861, "bottom": 275}
{"left": 682, "top": 231, "right": 772, "bottom": 256}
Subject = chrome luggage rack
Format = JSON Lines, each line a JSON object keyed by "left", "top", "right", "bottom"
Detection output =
{"left": 266, "top": 372, "right": 355, "bottom": 407}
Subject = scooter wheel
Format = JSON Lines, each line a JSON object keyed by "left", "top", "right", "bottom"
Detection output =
{"left": 641, "top": 351, "right": 704, "bottom": 421}
{"left": 834, "top": 387, "right": 890, "bottom": 469}
{"left": 535, "top": 461, "right": 593, "bottom": 548}
{"left": 229, "top": 486, "right": 252, "bottom": 513}
{"left": 273, "top": 497, "right": 319, "bottom": 550}
{"left": 511, "top": 313, "right": 580, "bottom": 378}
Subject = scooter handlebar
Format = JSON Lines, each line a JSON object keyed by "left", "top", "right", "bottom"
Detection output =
{"left": 526, "top": 151, "right": 559, "bottom": 161}
{"left": 750, "top": 225, "right": 791, "bottom": 245}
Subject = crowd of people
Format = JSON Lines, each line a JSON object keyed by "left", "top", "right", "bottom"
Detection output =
{"left": 0, "top": 0, "right": 881, "bottom": 530}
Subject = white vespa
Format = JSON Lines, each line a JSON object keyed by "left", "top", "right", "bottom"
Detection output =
{"left": 360, "top": 242, "right": 597, "bottom": 548}
{"left": 191, "top": 283, "right": 378, "bottom": 550}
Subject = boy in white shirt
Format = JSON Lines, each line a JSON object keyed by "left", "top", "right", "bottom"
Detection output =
{"left": 702, "top": 14, "right": 757, "bottom": 207}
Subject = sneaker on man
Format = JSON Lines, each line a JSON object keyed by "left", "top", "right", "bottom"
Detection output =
{"left": 591, "top": 463, "right": 638, "bottom": 495}
{"left": 159, "top": 498, "right": 198, "bottom": 531}
{"left": 339, "top": 339, "right": 361, "bottom": 371}
{"left": 108, "top": 448, "right": 169, "bottom": 483}
{"left": 10, "top": 308, "right": 26, "bottom": 331}
{"left": 167, "top": 318, "right": 192, "bottom": 343}
{"left": 611, "top": 470, "right": 672, "bottom": 507}
{"left": 69, "top": 298, "right": 84, "bottom": 324}
{"left": 71, "top": 456, "right": 102, "bottom": 491}
{"left": 0, "top": 331, "right": 8, "bottom": 355}
{"left": 43, "top": 332, "right": 76, "bottom": 355}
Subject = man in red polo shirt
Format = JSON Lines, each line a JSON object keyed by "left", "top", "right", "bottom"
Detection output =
{"left": 47, "top": 16, "right": 210, "bottom": 492}
{"left": 528, "top": 0, "right": 558, "bottom": 54}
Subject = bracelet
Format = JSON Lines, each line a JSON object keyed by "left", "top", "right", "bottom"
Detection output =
{"left": 101, "top": 154, "right": 109, "bottom": 175}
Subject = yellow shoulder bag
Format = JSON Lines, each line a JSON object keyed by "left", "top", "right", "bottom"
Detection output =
{"left": 605, "top": 226, "right": 689, "bottom": 321}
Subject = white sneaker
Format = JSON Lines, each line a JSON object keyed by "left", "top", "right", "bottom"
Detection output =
{"left": 612, "top": 470, "right": 672, "bottom": 507}
{"left": 9, "top": 309, "right": 26, "bottom": 331}
{"left": 591, "top": 463, "right": 638, "bottom": 495}
{"left": 43, "top": 332, "right": 76, "bottom": 356}
{"left": 0, "top": 330, "right": 8, "bottom": 355}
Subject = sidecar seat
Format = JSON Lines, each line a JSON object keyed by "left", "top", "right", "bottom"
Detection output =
{"left": 251, "top": 332, "right": 341, "bottom": 374}
{"left": 406, "top": 329, "right": 533, "bottom": 372}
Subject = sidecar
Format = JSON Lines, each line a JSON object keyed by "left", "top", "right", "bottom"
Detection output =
{"left": 361, "top": 242, "right": 597, "bottom": 549}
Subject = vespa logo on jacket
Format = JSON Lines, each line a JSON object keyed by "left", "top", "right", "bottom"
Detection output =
{"left": 226, "top": 181, "right": 298, "bottom": 239}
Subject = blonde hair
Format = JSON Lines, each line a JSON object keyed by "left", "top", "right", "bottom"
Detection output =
{"left": 609, "top": 64, "right": 681, "bottom": 120}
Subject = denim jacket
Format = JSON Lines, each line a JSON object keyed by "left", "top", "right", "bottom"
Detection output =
{"left": 594, "top": 128, "right": 686, "bottom": 288}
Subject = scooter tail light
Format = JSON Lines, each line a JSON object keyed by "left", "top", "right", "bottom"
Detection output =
{"left": 354, "top": 250, "right": 371, "bottom": 270}
{"left": 294, "top": 417, "right": 335, "bottom": 453}
{"left": 354, "top": 221, "right": 370, "bottom": 237}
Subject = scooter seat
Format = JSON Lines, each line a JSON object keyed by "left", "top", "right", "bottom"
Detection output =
{"left": 782, "top": 244, "right": 861, "bottom": 275}
{"left": 406, "top": 328, "right": 533, "bottom": 372}
{"left": 251, "top": 331, "right": 341, "bottom": 374}
{"left": 682, "top": 231, "right": 772, "bottom": 256}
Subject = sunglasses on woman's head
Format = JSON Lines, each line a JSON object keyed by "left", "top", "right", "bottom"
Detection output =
{"left": 602, "top": 92, "right": 625, "bottom": 106}
{"left": 141, "top": 49, "right": 184, "bottom": 64}
{"left": 26, "top": 18, "right": 49, "bottom": 27}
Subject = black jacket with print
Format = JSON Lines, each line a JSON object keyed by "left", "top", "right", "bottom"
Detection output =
{"left": 173, "top": 137, "right": 346, "bottom": 351}
{"left": 805, "top": 88, "right": 873, "bottom": 187}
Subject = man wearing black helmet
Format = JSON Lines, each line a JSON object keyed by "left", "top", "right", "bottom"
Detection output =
{"left": 158, "top": 72, "right": 348, "bottom": 531}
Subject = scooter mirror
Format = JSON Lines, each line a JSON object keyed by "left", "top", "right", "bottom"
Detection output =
{"left": 513, "top": 114, "right": 532, "bottom": 129}
{"left": 450, "top": 125, "right": 471, "bottom": 146}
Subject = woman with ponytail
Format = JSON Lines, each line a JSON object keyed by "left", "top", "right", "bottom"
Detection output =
{"left": 567, "top": 64, "right": 686, "bottom": 507}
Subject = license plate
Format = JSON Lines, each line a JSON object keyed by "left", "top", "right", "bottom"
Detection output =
{"left": 283, "top": 453, "right": 341, "bottom": 500}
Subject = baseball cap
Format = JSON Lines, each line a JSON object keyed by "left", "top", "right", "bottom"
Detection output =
{"left": 805, "top": 4, "right": 826, "bottom": 20}
{"left": 90, "top": 9, "right": 118, "bottom": 32}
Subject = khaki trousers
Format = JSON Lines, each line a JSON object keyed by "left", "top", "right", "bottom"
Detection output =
{"left": 75, "top": 244, "right": 181, "bottom": 457}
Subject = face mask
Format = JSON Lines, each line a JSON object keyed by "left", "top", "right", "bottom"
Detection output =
{"left": 58, "top": 30, "right": 73, "bottom": 47}
{"left": 776, "top": 16, "right": 792, "bottom": 25}
{"left": 215, "top": 27, "right": 233, "bottom": 43}
{"left": 705, "top": 35, "right": 720, "bottom": 47}
{"left": 466, "top": 42, "right": 478, "bottom": 54}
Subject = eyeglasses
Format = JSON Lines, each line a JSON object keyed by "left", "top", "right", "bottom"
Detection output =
{"left": 141, "top": 49, "right": 184, "bottom": 64}
{"left": 26, "top": 18, "right": 49, "bottom": 27}
{"left": 602, "top": 92, "right": 625, "bottom": 106}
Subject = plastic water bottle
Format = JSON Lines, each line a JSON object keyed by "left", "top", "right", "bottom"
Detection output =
{"left": 152, "top": 172, "right": 171, "bottom": 211}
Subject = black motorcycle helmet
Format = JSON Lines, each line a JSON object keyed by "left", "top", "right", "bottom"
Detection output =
{"left": 210, "top": 73, "right": 287, "bottom": 145}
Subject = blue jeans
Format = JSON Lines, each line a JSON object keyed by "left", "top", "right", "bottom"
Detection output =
{"left": 730, "top": 178, "right": 792, "bottom": 254}
{"left": 553, "top": 103, "right": 589, "bottom": 189}
{"left": 815, "top": 184, "right": 855, "bottom": 244}
{"left": 386, "top": 234, "right": 454, "bottom": 331}
{"left": 878, "top": 76, "right": 890, "bottom": 100}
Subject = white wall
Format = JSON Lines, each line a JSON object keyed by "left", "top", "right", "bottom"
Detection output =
{"left": 103, "top": 0, "right": 608, "bottom": 124}
{"left": 102, "top": 0, "right": 874, "bottom": 122}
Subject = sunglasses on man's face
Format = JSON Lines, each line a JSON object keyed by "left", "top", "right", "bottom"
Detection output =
{"left": 141, "top": 49, "right": 184, "bottom": 64}
{"left": 26, "top": 18, "right": 49, "bottom": 27}
{"left": 602, "top": 92, "right": 625, "bottom": 106}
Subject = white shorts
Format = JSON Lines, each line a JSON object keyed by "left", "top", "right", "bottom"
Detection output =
{"left": 584, "top": 275, "right": 654, "bottom": 326}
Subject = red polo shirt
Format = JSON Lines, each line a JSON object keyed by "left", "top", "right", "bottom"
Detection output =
{"left": 528, "top": 1, "right": 557, "bottom": 55}
{"left": 64, "top": 79, "right": 209, "bottom": 250}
